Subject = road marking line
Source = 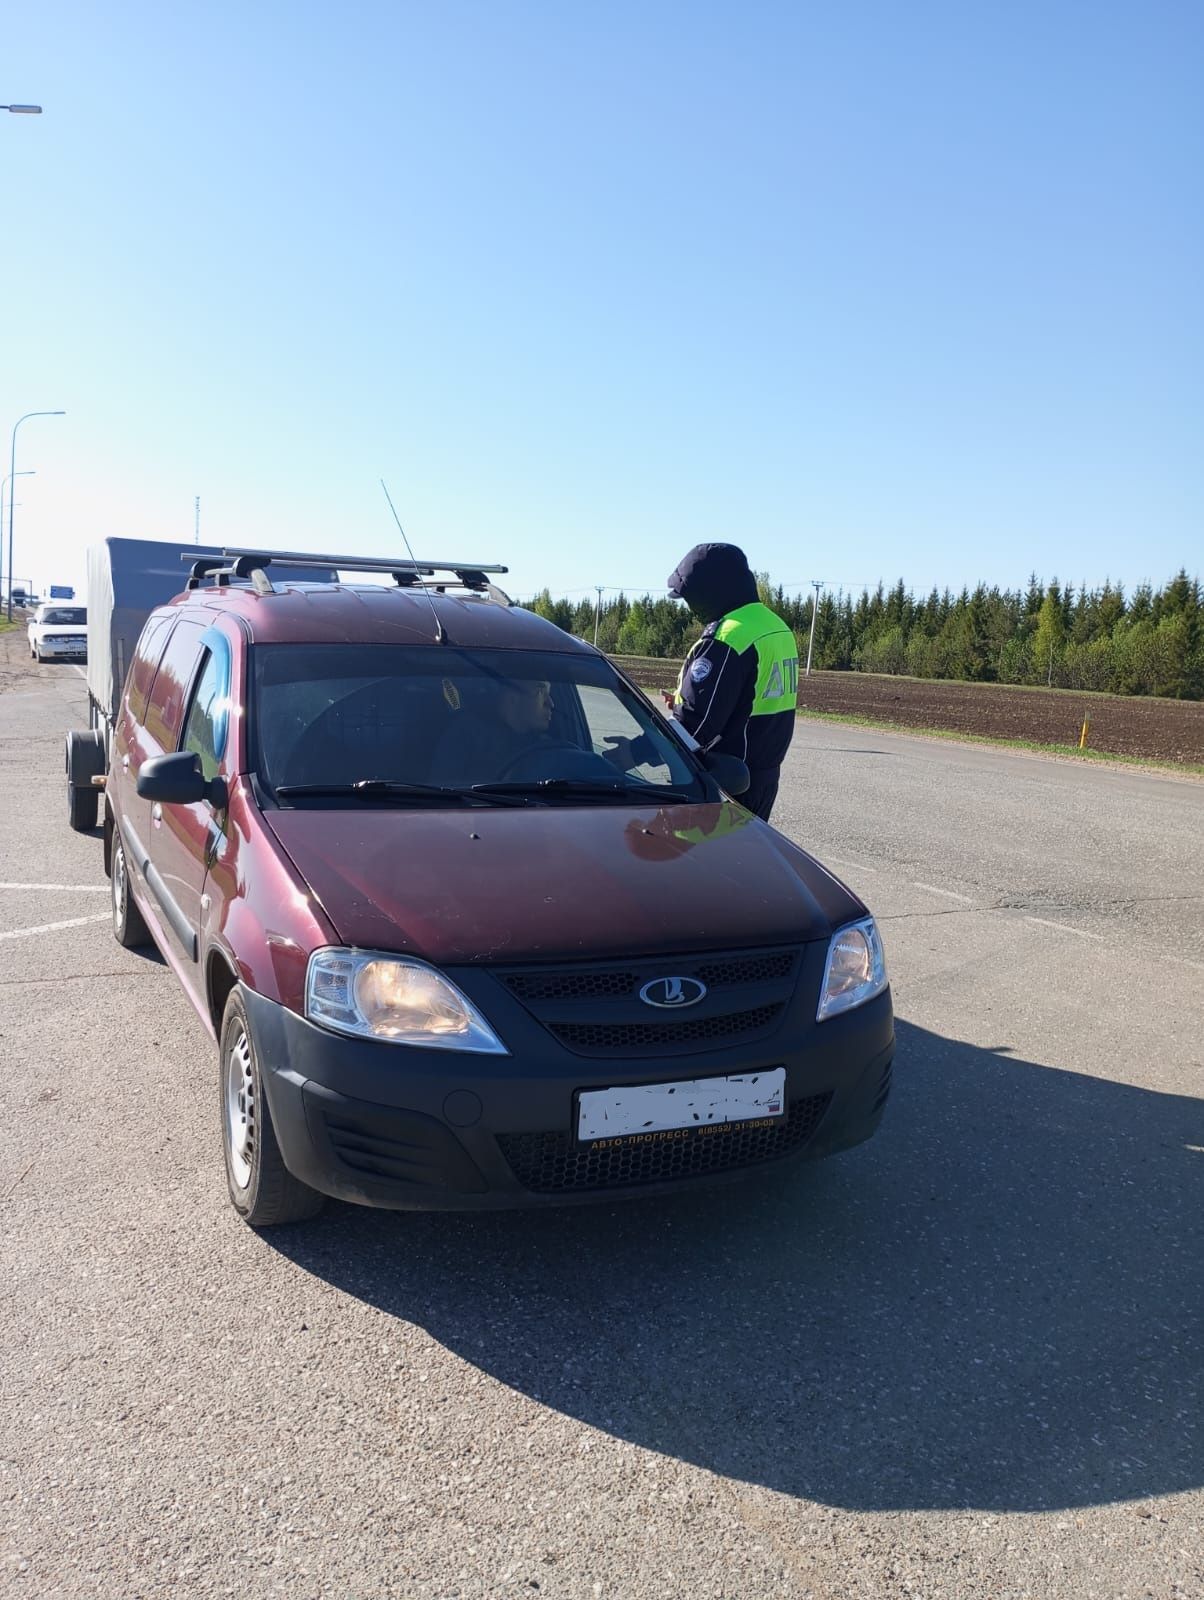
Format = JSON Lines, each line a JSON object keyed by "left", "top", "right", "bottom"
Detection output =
{"left": 0, "top": 882, "right": 108, "bottom": 893}
{"left": 1024, "top": 915, "right": 1105, "bottom": 943}
{"left": 72, "top": 666, "right": 88, "bottom": 681}
{"left": 913, "top": 882, "right": 975, "bottom": 905}
{"left": 0, "top": 913, "right": 110, "bottom": 942}
{"left": 824, "top": 855, "right": 877, "bottom": 873}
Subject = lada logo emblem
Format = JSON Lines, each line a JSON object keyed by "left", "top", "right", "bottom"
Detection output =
{"left": 639, "top": 976, "right": 707, "bottom": 1009}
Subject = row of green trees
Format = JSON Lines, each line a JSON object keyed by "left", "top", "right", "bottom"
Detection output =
{"left": 526, "top": 571, "right": 1204, "bottom": 699}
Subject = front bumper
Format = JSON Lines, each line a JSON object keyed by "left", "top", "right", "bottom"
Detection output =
{"left": 38, "top": 637, "right": 87, "bottom": 659}
{"left": 243, "top": 972, "right": 895, "bottom": 1212}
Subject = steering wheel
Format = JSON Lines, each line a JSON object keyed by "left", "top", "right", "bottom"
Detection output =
{"left": 495, "top": 742, "right": 618, "bottom": 784}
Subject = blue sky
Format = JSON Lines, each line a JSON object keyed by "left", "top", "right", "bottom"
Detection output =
{"left": 3, "top": 1, "right": 1200, "bottom": 604}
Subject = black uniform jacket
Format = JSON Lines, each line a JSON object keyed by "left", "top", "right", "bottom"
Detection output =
{"left": 667, "top": 543, "right": 796, "bottom": 772}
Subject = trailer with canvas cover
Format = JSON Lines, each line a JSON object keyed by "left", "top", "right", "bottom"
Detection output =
{"left": 65, "top": 538, "right": 337, "bottom": 831}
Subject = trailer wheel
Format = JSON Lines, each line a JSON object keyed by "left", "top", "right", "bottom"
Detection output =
{"left": 65, "top": 729, "right": 106, "bottom": 833}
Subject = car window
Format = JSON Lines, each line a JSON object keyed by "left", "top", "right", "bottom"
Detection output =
{"left": 181, "top": 647, "right": 229, "bottom": 782}
{"left": 127, "top": 615, "right": 175, "bottom": 722}
{"left": 577, "top": 685, "right": 676, "bottom": 785}
{"left": 253, "top": 645, "right": 704, "bottom": 798}
{"left": 143, "top": 620, "right": 206, "bottom": 751}
{"left": 40, "top": 608, "right": 86, "bottom": 625}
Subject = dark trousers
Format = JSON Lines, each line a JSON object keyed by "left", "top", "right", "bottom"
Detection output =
{"left": 743, "top": 766, "right": 781, "bottom": 822}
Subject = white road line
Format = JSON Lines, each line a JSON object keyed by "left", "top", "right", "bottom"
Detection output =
{"left": 72, "top": 666, "right": 88, "bottom": 681}
{"left": 913, "top": 881, "right": 975, "bottom": 905}
{"left": 0, "top": 882, "right": 108, "bottom": 893}
{"left": 824, "top": 855, "right": 877, "bottom": 873}
{"left": 0, "top": 913, "right": 110, "bottom": 942}
{"left": 1024, "top": 915, "right": 1106, "bottom": 943}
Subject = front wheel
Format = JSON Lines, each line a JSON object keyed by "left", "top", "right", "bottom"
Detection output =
{"left": 220, "top": 990, "right": 325, "bottom": 1227}
{"left": 111, "top": 829, "right": 150, "bottom": 947}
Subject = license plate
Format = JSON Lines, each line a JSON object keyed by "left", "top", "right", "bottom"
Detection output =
{"left": 577, "top": 1068, "right": 786, "bottom": 1147}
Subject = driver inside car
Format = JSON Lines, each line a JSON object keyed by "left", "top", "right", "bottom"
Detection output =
{"left": 431, "top": 678, "right": 654, "bottom": 786}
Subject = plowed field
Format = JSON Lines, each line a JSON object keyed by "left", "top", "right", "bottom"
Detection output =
{"left": 613, "top": 657, "right": 1204, "bottom": 765}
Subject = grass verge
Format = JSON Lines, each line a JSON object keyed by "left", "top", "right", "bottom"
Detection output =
{"left": 791, "top": 706, "right": 1204, "bottom": 777}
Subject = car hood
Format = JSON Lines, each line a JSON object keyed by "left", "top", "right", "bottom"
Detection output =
{"left": 263, "top": 801, "right": 866, "bottom": 966}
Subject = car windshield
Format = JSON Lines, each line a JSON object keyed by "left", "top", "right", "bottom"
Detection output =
{"left": 253, "top": 645, "right": 707, "bottom": 803}
{"left": 40, "top": 608, "right": 86, "bottom": 625}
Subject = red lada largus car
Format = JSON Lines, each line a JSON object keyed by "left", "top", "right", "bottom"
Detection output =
{"left": 105, "top": 552, "right": 894, "bottom": 1226}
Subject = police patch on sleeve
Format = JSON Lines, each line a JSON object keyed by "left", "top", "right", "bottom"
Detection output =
{"left": 690, "top": 657, "right": 713, "bottom": 683}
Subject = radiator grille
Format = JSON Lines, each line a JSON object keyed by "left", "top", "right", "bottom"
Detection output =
{"left": 504, "top": 949, "right": 797, "bottom": 1005}
{"left": 550, "top": 1004, "right": 783, "bottom": 1055}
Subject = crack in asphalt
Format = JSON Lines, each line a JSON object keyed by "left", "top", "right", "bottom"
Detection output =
{"left": 995, "top": 891, "right": 1203, "bottom": 910}
{"left": 877, "top": 906, "right": 978, "bottom": 922}
{"left": 883, "top": 891, "right": 1202, "bottom": 925}
{"left": 0, "top": 970, "right": 161, "bottom": 987}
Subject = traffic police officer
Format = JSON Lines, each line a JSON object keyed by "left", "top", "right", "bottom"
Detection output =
{"left": 666, "top": 542, "right": 799, "bottom": 821}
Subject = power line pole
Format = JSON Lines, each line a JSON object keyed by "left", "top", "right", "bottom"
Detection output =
{"left": 804, "top": 580, "right": 824, "bottom": 677}
{"left": 593, "top": 585, "right": 604, "bottom": 648}
{"left": 194, "top": 495, "right": 200, "bottom": 544}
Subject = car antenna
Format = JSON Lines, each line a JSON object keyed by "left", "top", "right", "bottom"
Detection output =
{"left": 379, "top": 478, "right": 446, "bottom": 643}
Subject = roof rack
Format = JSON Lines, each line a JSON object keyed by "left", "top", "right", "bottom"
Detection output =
{"left": 185, "top": 554, "right": 275, "bottom": 594}
{"left": 183, "top": 548, "right": 511, "bottom": 605}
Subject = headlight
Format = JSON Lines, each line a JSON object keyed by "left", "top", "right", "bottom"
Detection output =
{"left": 816, "top": 917, "right": 888, "bottom": 1022}
{"left": 306, "top": 948, "right": 507, "bottom": 1054}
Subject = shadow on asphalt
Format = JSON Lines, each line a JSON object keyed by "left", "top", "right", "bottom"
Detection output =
{"left": 822, "top": 748, "right": 899, "bottom": 757}
{"left": 266, "top": 1020, "right": 1203, "bottom": 1512}
{"left": 130, "top": 944, "right": 167, "bottom": 966}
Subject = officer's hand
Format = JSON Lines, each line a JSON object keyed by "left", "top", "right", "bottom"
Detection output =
{"left": 660, "top": 691, "right": 675, "bottom": 710}
{"left": 602, "top": 737, "right": 636, "bottom": 770}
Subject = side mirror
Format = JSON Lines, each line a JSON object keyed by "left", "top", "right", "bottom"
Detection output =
{"left": 137, "top": 751, "right": 227, "bottom": 808}
{"left": 702, "top": 750, "right": 750, "bottom": 796}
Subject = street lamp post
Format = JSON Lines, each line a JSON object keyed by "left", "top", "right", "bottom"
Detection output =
{"left": 8, "top": 412, "right": 64, "bottom": 620}
{"left": 2, "top": 106, "right": 43, "bottom": 115}
{"left": 0, "top": 471, "right": 35, "bottom": 601}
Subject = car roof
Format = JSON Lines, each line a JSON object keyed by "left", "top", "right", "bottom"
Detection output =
{"left": 163, "top": 582, "right": 595, "bottom": 654}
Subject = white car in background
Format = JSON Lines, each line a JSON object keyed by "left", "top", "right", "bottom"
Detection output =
{"left": 28, "top": 603, "right": 88, "bottom": 663}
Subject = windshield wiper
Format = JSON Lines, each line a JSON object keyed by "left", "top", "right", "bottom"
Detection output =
{"left": 470, "top": 778, "right": 697, "bottom": 804}
{"left": 273, "top": 780, "right": 530, "bottom": 807}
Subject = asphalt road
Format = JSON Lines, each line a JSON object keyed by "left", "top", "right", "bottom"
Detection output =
{"left": 1, "top": 630, "right": 1201, "bottom": 1600}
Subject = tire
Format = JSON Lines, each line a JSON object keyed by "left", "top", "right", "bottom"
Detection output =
{"left": 110, "top": 828, "right": 150, "bottom": 948}
{"left": 219, "top": 989, "right": 325, "bottom": 1227}
{"left": 66, "top": 729, "right": 105, "bottom": 832}
{"left": 34, "top": 650, "right": 42, "bottom": 664}
{"left": 68, "top": 783, "right": 99, "bottom": 832}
